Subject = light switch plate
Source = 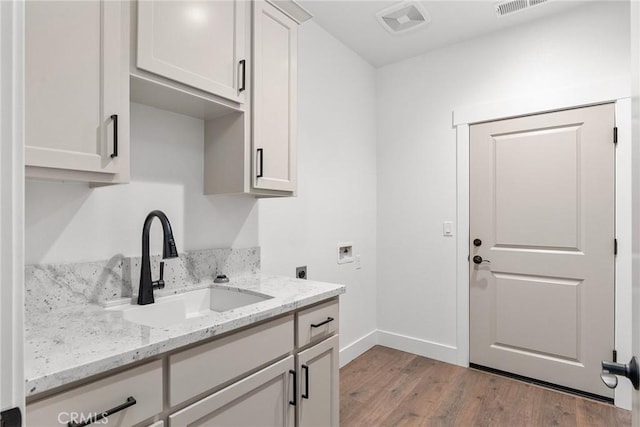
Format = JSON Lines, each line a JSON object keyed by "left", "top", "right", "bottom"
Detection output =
{"left": 443, "top": 221, "right": 454, "bottom": 236}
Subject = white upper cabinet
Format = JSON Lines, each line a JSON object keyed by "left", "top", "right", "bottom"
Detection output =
{"left": 25, "top": 0, "right": 130, "bottom": 184}
{"left": 203, "top": 0, "right": 303, "bottom": 197}
{"left": 252, "top": 0, "right": 297, "bottom": 192}
{"left": 136, "top": 0, "right": 247, "bottom": 104}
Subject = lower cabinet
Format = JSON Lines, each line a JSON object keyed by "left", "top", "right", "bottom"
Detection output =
{"left": 27, "top": 360, "right": 163, "bottom": 426}
{"left": 169, "top": 356, "right": 295, "bottom": 426}
{"left": 169, "top": 315, "right": 294, "bottom": 407}
{"left": 27, "top": 299, "right": 340, "bottom": 427}
{"left": 297, "top": 335, "right": 340, "bottom": 427}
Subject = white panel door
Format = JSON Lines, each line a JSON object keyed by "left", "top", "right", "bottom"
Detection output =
{"left": 253, "top": 0, "right": 297, "bottom": 192}
{"left": 297, "top": 336, "right": 339, "bottom": 427}
{"left": 470, "top": 103, "right": 615, "bottom": 398}
{"left": 25, "top": 0, "right": 128, "bottom": 176}
{"left": 137, "top": 0, "right": 246, "bottom": 103}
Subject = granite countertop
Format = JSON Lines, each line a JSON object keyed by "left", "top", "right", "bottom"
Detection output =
{"left": 25, "top": 274, "right": 345, "bottom": 397}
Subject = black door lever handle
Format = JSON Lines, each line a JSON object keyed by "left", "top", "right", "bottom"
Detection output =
{"left": 601, "top": 357, "right": 640, "bottom": 390}
{"left": 473, "top": 255, "right": 490, "bottom": 265}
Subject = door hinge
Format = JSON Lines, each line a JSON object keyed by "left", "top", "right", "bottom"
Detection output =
{"left": 614, "top": 127, "right": 618, "bottom": 144}
{"left": 613, "top": 349, "right": 618, "bottom": 363}
{"left": 614, "top": 238, "right": 618, "bottom": 255}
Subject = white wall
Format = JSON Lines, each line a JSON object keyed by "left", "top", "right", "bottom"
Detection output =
{"left": 25, "top": 103, "right": 259, "bottom": 265}
{"left": 258, "top": 22, "right": 378, "bottom": 363}
{"left": 376, "top": 2, "right": 630, "bottom": 359}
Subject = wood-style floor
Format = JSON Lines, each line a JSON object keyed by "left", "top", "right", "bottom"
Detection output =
{"left": 340, "top": 346, "right": 631, "bottom": 426}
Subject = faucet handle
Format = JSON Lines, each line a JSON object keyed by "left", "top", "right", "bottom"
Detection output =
{"left": 153, "top": 261, "right": 166, "bottom": 290}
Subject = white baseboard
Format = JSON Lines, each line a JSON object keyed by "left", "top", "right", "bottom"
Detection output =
{"left": 339, "top": 329, "right": 459, "bottom": 367}
{"left": 377, "top": 329, "right": 458, "bottom": 365}
{"left": 339, "top": 330, "right": 378, "bottom": 367}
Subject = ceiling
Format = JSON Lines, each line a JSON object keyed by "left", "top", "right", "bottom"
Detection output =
{"left": 300, "top": 0, "right": 592, "bottom": 67}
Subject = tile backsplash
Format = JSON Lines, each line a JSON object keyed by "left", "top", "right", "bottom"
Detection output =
{"left": 25, "top": 247, "right": 260, "bottom": 317}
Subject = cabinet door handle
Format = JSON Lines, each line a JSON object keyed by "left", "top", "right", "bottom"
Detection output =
{"left": 110, "top": 114, "right": 118, "bottom": 158}
{"left": 289, "top": 369, "right": 297, "bottom": 406}
{"left": 302, "top": 365, "right": 310, "bottom": 399}
{"left": 256, "top": 148, "right": 263, "bottom": 178}
{"left": 239, "top": 59, "right": 246, "bottom": 92}
{"left": 311, "top": 317, "right": 334, "bottom": 328}
{"left": 67, "top": 396, "right": 136, "bottom": 427}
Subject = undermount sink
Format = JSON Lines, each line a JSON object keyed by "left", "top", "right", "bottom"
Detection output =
{"left": 106, "top": 287, "right": 273, "bottom": 327}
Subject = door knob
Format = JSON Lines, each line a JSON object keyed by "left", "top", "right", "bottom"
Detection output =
{"left": 473, "top": 255, "right": 490, "bottom": 265}
{"left": 601, "top": 357, "right": 640, "bottom": 390}
{"left": 473, "top": 239, "right": 482, "bottom": 247}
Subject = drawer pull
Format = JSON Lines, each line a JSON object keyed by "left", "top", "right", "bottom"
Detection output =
{"left": 256, "top": 148, "right": 264, "bottom": 178}
{"left": 110, "top": 114, "right": 118, "bottom": 158}
{"left": 289, "top": 369, "right": 297, "bottom": 406}
{"left": 301, "top": 365, "right": 310, "bottom": 399}
{"left": 310, "top": 317, "right": 334, "bottom": 328}
{"left": 239, "top": 59, "right": 246, "bottom": 92}
{"left": 67, "top": 396, "right": 136, "bottom": 427}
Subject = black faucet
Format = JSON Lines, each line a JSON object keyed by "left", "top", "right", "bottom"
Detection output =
{"left": 138, "top": 210, "right": 178, "bottom": 305}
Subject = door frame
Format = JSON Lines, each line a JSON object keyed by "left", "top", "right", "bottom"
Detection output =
{"left": 453, "top": 78, "right": 632, "bottom": 409}
{"left": 0, "top": 0, "right": 25, "bottom": 422}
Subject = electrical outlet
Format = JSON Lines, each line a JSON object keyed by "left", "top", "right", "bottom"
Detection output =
{"left": 355, "top": 255, "right": 362, "bottom": 270}
{"left": 296, "top": 266, "right": 307, "bottom": 280}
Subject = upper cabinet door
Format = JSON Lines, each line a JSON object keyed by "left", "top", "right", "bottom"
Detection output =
{"left": 253, "top": 1, "right": 297, "bottom": 193}
{"left": 137, "top": 0, "right": 247, "bottom": 103}
{"left": 25, "top": 0, "right": 129, "bottom": 182}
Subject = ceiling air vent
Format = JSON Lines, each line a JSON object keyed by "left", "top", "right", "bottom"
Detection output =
{"left": 376, "top": 1, "right": 431, "bottom": 36}
{"left": 495, "top": 0, "right": 548, "bottom": 17}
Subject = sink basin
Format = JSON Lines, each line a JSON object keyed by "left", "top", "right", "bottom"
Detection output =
{"left": 106, "top": 287, "right": 273, "bottom": 327}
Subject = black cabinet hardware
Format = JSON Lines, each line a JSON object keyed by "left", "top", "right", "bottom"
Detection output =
{"left": 301, "top": 365, "right": 310, "bottom": 399}
{"left": 110, "top": 114, "right": 118, "bottom": 158}
{"left": 289, "top": 369, "right": 297, "bottom": 406}
{"left": 310, "top": 317, "right": 334, "bottom": 328}
{"left": 257, "top": 148, "right": 263, "bottom": 178}
{"left": 473, "top": 255, "right": 490, "bottom": 265}
{"left": 239, "top": 59, "right": 246, "bottom": 92}
{"left": 67, "top": 396, "right": 136, "bottom": 427}
{"left": 1, "top": 407, "right": 22, "bottom": 427}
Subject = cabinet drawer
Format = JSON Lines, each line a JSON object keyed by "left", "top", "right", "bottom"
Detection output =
{"left": 169, "top": 315, "right": 294, "bottom": 406}
{"left": 297, "top": 299, "right": 339, "bottom": 347}
{"left": 169, "top": 356, "right": 295, "bottom": 427}
{"left": 27, "top": 360, "right": 162, "bottom": 426}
